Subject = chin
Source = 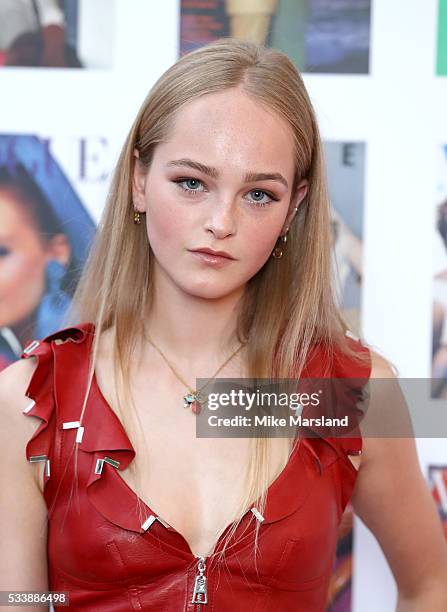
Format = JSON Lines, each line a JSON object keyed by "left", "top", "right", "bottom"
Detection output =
{"left": 178, "top": 278, "right": 244, "bottom": 301}
{"left": 183, "top": 286, "right": 235, "bottom": 300}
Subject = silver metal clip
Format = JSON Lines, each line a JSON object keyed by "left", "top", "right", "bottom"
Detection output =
{"left": 141, "top": 515, "right": 157, "bottom": 531}
{"left": 23, "top": 340, "right": 40, "bottom": 354}
{"left": 94, "top": 458, "right": 105, "bottom": 474}
{"left": 28, "top": 455, "right": 50, "bottom": 479}
{"left": 22, "top": 399, "right": 36, "bottom": 414}
{"left": 103, "top": 456, "right": 120, "bottom": 468}
{"left": 251, "top": 507, "right": 265, "bottom": 523}
{"left": 29, "top": 454, "right": 47, "bottom": 463}
{"left": 291, "top": 402, "right": 303, "bottom": 417}
{"left": 141, "top": 514, "right": 171, "bottom": 530}
{"left": 62, "top": 421, "right": 85, "bottom": 443}
{"left": 94, "top": 456, "right": 120, "bottom": 475}
{"left": 62, "top": 421, "right": 81, "bottom": 429}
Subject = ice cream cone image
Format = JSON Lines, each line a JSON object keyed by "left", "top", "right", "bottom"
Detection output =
{"left": 225, "top": 0, "right": 278, "bottom": 45}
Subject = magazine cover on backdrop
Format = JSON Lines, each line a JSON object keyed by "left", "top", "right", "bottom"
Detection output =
{"left": 0, "top": 134, "right": 97, "bottom": 367}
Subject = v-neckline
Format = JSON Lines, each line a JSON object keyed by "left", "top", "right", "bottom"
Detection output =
{"left": 47, "top": 322, "right": 346, "bottom": 561}
{"left": 90, "top": 365, "right": 305, "bottom": 559}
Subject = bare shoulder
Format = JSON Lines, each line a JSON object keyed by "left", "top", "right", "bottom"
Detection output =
{"left": 0, "top": 358, "right": 50, "bottom": 591}
{"left": 0, "top": 358, "right": 44, "bottom": 486}
{"left": 369, "top": 348, "right": 398, "bottom": 379}
{"left": 0, "top": 357, "right": 40, "bottom": 422}
{"left": 362, "top": 349, "right": 406, "bottom": 464}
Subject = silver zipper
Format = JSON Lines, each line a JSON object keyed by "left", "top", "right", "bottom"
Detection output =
{"left": 191, "top": 555, "right": 208, "bottom": 605}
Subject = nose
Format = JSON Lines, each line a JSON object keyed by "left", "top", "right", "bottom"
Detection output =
{"left": 204, "top": 199, "right": 237, "bottom": 239}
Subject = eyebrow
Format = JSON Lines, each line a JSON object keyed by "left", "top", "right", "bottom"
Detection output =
{"left": 166, "top": 158, "right": 289, "bottom": 189}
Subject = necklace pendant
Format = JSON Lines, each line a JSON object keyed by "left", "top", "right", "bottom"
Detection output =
{"left": 184, "top": 391, "right": 197, "bottom": 409}
{"left": 183, "top": 391, "right": 202, "bottom": 415}
{"left": 191, "top": 401, "right": 201, "bottom": 415}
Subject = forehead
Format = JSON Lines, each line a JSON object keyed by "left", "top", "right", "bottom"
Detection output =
{"left": 160, "top": 88, "right": 296, "bottom": 178}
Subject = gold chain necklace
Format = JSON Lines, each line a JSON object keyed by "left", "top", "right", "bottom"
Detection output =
{"left": 143, "top": 330, "right": 247, "bottom": 415}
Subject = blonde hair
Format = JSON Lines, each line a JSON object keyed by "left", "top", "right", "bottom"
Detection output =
{"left": 62, "top": 37, "right": 371, "bottom": 564}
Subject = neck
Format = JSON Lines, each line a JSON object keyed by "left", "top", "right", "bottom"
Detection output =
{"left": 143, "top": 264, "right": 247, "bottom": 374}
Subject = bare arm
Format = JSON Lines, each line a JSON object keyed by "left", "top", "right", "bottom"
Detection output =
{"left": 0, "top": 359, "right": 49, "bottom": 611}
{"left": 352, "top": 351, "right": 447, "bottom": 610}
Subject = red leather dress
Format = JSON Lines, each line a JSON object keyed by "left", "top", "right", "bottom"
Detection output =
{"left": 21, "top": 322, "right": 371, "bottom": 611}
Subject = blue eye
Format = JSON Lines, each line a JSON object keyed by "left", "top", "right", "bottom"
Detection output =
{"left": 174, "top": 178, "right": 205, "bottom": 193}
{"left": 247, "top": 190, "right": 276, "bottom": 207}
{"left": 173, "top": 178, "right": 278, "bottom": 207}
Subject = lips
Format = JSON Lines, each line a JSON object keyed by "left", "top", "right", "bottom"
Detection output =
{"left": 188, "top": 249, "right": 235, "bottom": 268}
{"left": 189, "top": 248, "right": 235, "bottom": 260}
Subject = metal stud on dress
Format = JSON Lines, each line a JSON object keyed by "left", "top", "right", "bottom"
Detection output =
{"left": 62, "top": 420, "right": 85, "bottom": 443}
{"left": 29, "top": 454, "right": 50, "bottom": 477}
{"left": 141, "top": 514, "right": 171, "bottom": 531}
{"left": 250, "top": 507, "right": 265, "bottom": 523}
{"left": 94, "top": 456, "right": 121, "bottom": 475}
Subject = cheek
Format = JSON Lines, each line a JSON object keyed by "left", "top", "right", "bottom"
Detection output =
{"left": 0, "top": 244, "right": 45, "bottom": 289}
{"left": 242, "top": 220, "right": 283, "bottom": 265}
{"left": 144, "top": 189, "right": 190, "bottom": 254}
{"left": 0, "top": 242, "right": 46, "bottom": 323}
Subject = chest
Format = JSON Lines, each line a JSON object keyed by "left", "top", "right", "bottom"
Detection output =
{"left": 93, "top": 357, "right": 288, "bottom": 558}
{"left": 46, "top": 455, "right": 339, "bottom": 608}
{"left": 123, "top": 426, "right": 294, "bottom": 558}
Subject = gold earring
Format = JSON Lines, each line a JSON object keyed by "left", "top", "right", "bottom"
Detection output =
{"left": 133, "top": 207, "right": 141, "bottom": 224}
{"left": 272, "top": 234, "right": 288, "bottom": 259}
{"left": 272, "top": 207, "right": 297, "bottom": 258}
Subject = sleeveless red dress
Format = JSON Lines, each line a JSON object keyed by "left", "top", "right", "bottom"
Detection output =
{"left": 21, "top": 322, "right": 371, "bottom": 611}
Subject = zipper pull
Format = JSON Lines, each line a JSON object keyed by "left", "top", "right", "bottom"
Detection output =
{"left": 191, "top": 556, "right": 208, "bottom": 604}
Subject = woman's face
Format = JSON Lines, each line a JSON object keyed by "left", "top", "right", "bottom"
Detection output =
{"left": 0, "top": 189, "right": 70, "bottom": 327}
{"left": 133, "top": 87, "right": 308, "bottom": 300}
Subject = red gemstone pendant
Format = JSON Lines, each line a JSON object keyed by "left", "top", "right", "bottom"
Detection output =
{"left": 191, "top": 401, "right": 201, "bottom": 415}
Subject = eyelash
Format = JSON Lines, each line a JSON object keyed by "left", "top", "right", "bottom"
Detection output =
{"left": 172, "top": 177, "right": 279, "bottom": 207}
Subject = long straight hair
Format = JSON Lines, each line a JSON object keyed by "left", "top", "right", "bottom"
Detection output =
{"left": 62, "top": 38, "right": 372, "bottom": 561}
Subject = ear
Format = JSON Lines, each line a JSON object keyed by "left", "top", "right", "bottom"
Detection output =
{"left": 280, "top": 179, "right": 309, "bottom": 236}
{"left": 132, "top": 148, "right": 147, "bottom": 213}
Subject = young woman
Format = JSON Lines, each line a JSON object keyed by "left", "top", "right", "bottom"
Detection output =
{"left": 1, "top": 38, "right": 447, "bottom": 611}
